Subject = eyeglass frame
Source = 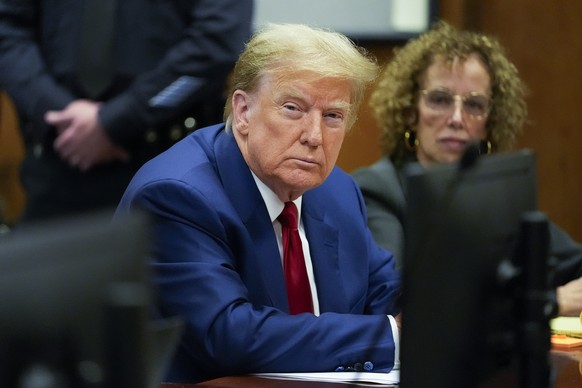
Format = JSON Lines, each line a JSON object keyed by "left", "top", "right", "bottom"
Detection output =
{"left": 418, "top": 88, "right": 492, "bottom": 120}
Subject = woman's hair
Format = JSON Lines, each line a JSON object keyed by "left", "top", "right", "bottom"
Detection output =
{"left": 370, "top": 21, "right": 527, "bottom": 163}
{"left": 224, "top": 23, "right": 378, "bottom": 130}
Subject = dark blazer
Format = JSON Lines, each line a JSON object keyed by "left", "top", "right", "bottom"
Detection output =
{"left": 353, "top": 156, "right": 582, "bottom": 284}
{"left": 0, "top": 0, "right": 253, "bottom": 147}
{"left": 116, "top": 124, "right": 402, "bottom": 383}
{"left": 352, "top": 157, "right": 406, "bottom": 269}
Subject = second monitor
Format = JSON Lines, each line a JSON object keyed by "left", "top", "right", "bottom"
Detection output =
{"left": 400, "top": 149, "right": 554, "bottom": 387}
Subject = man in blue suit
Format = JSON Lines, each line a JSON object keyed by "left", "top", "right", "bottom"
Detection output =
{"left": 116, "top": 23, "right": 401, "bottom": 383}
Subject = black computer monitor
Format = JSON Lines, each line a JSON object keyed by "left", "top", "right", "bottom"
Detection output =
{"left": 0, "top": 211, "right": 157, "bottom": 388}
{"left": 400, "top": 150, "right": 553, "bottom": 387}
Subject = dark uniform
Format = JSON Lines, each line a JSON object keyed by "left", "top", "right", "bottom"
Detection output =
{"left": 0, "top": 0, "right": 254, "bottom": 222}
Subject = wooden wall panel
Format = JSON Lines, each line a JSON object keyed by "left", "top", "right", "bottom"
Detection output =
{"left": 336, "top": 42, "right": 394, "bottom": 172}
{"left": 0, "top": 92, "right": 25, "bottom": 224}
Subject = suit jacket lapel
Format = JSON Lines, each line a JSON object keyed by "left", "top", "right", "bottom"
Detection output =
{"left": 213, "top": 130, "right": 289, "bottom": 310}
{"left": 302, "top": 194, "right": 349, "bottom": 313}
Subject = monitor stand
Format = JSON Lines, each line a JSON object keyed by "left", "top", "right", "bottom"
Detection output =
{"left": 498, "top": 211, "right": 557, "bottom": 388}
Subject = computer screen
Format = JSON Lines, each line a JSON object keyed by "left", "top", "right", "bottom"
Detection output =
{"left": 0, "top": 210, "right": 154, "bottom": 388}
{"left": 400, "top": 150, "right": 544, "bottom": 387}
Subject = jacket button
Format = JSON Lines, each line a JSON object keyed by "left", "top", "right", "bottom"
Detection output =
{"left": 169, "top": 125, "right": 183, "bottom": 141}
{"left": 364, "top": 361, "right": 374, "bottom": 371}
{"left": 145, "top": 129, "right": 158, "bottom": 143}
{"left": 33, "top": 143, "right": 44, "bottom": 158}
{"left": 184, "top": 116, "right": 196, "bottom": 130}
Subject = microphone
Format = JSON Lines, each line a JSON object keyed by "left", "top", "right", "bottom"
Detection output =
{"left": 459, "top": 141, "right": 481, "bottom": 171}
{"left": 442, "top": 140, "right": 482, "bottom": 203}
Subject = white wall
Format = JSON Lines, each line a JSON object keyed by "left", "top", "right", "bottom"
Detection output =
{"left": 253, "top": 0, "right": 434, "bottom": 39}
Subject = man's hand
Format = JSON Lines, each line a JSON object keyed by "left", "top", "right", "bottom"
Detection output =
{"left": 47, "top": 100, "right": 129, "bottom": 171}
{"left": 557, "top": 277, "right": 582, "bottom": 316}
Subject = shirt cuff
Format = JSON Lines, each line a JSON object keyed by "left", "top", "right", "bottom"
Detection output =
{"left": 388, "top": 315, "right": 400, "bottom": 370}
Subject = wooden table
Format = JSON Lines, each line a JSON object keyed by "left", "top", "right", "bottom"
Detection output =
{"left": 552, "top": 349, "right": 582, "bottom": 387}
{"left": 160, "top": 348, "right": 582, "bottom": 387}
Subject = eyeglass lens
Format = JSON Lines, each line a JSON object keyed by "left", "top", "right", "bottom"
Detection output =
{"left": 423, "top": 90, "right": 490, "bottom": 117}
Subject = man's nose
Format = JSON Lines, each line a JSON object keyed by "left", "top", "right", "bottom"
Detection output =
{"left": 302, "top": 114, "right": 323, "bottom": 145}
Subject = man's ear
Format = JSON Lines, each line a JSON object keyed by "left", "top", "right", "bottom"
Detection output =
{"left": 232, "top": 90, "right": 251, "bottom": 135}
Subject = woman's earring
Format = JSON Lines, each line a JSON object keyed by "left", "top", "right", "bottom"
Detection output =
{"left": 404, "top": 130, "right": 419, "bottom": 152}
{"left": 478, "top": 140, "right": 492, "bottom": 155}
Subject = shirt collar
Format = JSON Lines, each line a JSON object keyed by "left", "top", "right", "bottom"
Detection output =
{"left": 250, "top": 171, "right": 303, "bottom": 223}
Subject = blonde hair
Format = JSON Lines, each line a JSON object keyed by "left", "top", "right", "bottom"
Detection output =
{"left": 224, "top": 23, "right": 378, "bottom": 130}
{"left": 370, "top": 21, "right": 528, "bottom": 163}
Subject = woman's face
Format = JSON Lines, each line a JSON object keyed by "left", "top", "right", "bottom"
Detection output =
{"left": 414, "top": 54, "right": 492, "bottom": 167}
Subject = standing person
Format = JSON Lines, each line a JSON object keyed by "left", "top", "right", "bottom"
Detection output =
{"left": 352, "top": 21, "right": 582, "bottom": 315}
{"left": 0, "top": 0, "right": 254, "bottom": 223}
{"left": 116, "top": 23, "right": 401, "bottom": 383}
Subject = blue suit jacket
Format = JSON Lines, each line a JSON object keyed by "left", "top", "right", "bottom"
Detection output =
{"left": 116, "top": 124, "right": 401, "bottom": 383}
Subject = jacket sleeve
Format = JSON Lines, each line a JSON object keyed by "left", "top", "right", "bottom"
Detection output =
{"left": 0, "top": 0, "right": 76, "bottom": 141}
{"left": 99, "top": 0, "right": 254, "bottom": 146}
{"left": 352, "top": 159, "right": 407, "bottom": 269}
{"left": 550, "top": 221, "right": 582, "bottom": 286}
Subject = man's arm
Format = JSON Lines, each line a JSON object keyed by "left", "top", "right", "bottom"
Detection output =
{"left": 99, "top": 0, "right": 254, "bottom": 147}
{"left": 550, "top": 222, "right": 582, "bottom": 286}
{"left": 352, "top": 159, "right": 407, "bottom": 269}
{"left": 557, "top": 277, "right": 582, "bottom": 316}
{"left": 0, "top": 0, "right": 75, "bottom": 140}
{"left": 47, "top": 100, "right": 128, "bottom": 170}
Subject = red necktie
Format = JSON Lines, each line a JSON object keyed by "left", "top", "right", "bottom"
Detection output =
{"left": 278, "top": 202, "right": 314, "bottom": 314}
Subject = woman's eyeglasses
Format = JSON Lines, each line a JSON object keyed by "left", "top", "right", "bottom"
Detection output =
{"left": 419, "top": 89, "right": 492, "bottom": 120}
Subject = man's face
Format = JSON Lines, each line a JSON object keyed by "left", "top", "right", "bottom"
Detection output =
{"left": 231, "top": 73, "right": 352, "bottom": 201}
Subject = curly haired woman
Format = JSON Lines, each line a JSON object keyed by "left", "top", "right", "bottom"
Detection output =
{"left": 353, "top": 21, "right": 582, "bottom": 315}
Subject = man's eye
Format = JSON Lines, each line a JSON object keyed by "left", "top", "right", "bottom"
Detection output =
{"left": 325, "top": 112, "right": 343, "bottom": 120}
